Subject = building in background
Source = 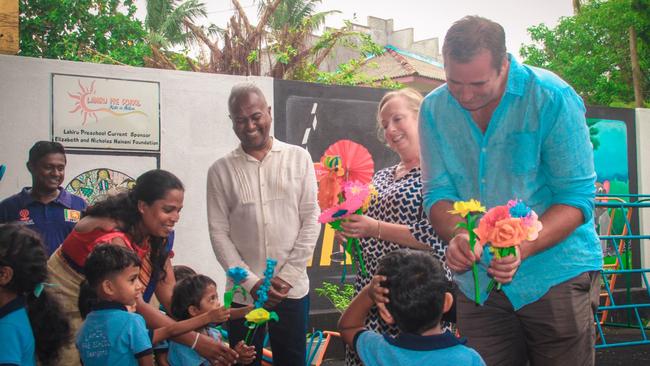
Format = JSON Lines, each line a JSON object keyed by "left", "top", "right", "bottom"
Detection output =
{"left": 323, "top": 16, "right": 446, "bottom": 94}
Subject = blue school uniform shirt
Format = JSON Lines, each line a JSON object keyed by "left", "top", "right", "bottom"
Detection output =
{"left": 76, "top": 301, "right": 152, "bottom": 366}
{"left": 419, "top": 54, "right": 602, "bottom": 310}
{"left": 168, "top": 327, "right": 222, "bottom": 366}
{"left": 0, "top": 297, "right": 35, "bottom": 366}
{"left": 355, "top": 330, "right": 485, "bottom": 366}
{"left": 0, "top": 187, "right": 86, "bottom": 256}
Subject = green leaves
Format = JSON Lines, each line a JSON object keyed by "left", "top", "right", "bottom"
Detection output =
{"left": 315, "top": 281, "right": 355, "bottom": 312}
{"left": 520, "top": 0, "right": 649, "bottom": 107}
{"left": 20, "top": 0, "right": 150, "bottom": 65}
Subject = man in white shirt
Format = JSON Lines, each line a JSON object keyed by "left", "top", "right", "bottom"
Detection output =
{"left": 207, "top": 83, "right": 320, "bottom": 366}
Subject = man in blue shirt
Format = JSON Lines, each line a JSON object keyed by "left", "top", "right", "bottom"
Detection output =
{"left": 0, "top": 141, "right": 86, "bottom": 256}
{"left": 420, "top": 16, "right": 602, "bottom": 365}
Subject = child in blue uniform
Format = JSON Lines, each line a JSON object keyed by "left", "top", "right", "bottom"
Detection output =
{"left": 168, "top": 274, "right": 256, "bottom": 366}
{"left": 339, "top": 249, "right": 485, "bottom": 366}
{"left": 76, "top": 245, "right": 230, "bottom": 366}
{"left": 0, "top": 224, "right": 70, "bottom": 366}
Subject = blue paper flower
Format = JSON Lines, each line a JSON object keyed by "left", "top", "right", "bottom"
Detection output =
{"left": 254, "top": 258, "right": 278, "bottom": 308}
{"left": 509, "top": 201, "right": 532, "bottom": 218}
{"left": 227, "top": 267, "right": 249, "bottom": 285}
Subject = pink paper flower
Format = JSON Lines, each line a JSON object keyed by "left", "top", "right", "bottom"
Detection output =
{"left": 318, "top": 197, "right": 364, "bottom": 223}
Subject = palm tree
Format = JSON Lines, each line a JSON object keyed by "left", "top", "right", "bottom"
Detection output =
{"left": 260, "top": 0, "right": 344, "bottom": 78}
{"left": 145, "top": 0, "right": 213, "bottom": 49}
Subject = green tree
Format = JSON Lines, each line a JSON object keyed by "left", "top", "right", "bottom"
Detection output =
{"left": 19, "top": 0, "right": 150, "bottom": 66}
{"left": 144, "top": 0, "right": 213, "bottom": 48}
{"left": 520, "top": 0, "right": 649, "bottom": 106}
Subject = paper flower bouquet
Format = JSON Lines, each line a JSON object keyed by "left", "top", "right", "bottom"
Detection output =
{"left": 315, "top": 140, "right": 375, "bottom": 282}
{"left": 474, "top": 199, "right": 543, "bottom": 291}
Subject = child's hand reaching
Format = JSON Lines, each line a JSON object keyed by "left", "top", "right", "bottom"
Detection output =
{"left": 233, "top": 340, "right": 256, "bottom": 365}
{"left": 207, "top": 306, "right": 230, "bottom": 324}
{"left": 368, "top": 275, "right": 394, "bottom": 325}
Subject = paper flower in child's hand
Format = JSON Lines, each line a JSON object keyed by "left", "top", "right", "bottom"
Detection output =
{"left": 245, "top": 308, "right": 279, "bottom": 325}
{"left": 448, "top": 199, "right": 486, "bottom": 218}
{"left": 227, "top": 267, "right": 248, "bottom": 285}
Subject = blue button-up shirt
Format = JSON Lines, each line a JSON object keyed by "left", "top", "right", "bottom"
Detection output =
{"left": 0, "top": 187, "right": 87, "bottom": 256}
{"left": 419, "top": 55, "right": 602, "bottom": 310}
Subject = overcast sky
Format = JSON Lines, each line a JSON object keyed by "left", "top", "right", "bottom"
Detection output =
{"left": 134, "top": 0, "right": 575, "bottom": 59}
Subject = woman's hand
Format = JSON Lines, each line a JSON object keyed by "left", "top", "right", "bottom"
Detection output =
{"left": 340, "top": 214, "right": 379, "bottom": 239}
{"left": 195, "top": 334, "right": 238, "bottom": 365}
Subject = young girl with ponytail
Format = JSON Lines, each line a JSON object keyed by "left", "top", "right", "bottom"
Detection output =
{"left": 0, "top": 224, "right": 70, "bottom": 365}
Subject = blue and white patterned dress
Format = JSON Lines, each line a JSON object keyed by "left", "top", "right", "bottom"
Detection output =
{"left": 346, "top": 165, "right": 449, "bottom": 366}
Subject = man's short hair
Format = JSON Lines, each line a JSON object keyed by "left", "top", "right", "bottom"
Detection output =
{"left": 377, "top": 249, "right": 449, "bottom": 334}
{"left": 84, "top": 244, "right": 141, "bottom": 289}
{"left": 28, "top": 141, "right": 66, "bottom": 165}
{"left": 228, "top": 82, "right": 267, "bottom": 115}
{"left": 442, "top": 15, "right": 507, "bottom": 71}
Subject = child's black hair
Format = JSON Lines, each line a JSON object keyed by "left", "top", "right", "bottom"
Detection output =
{"left": 83, "top": 244, "right": 142, "bottom": 290}
{"left": 173, "top": 264, "right": 197, "bottom": 283}
{"left": 0, "top": 224, "right": 70, "bottom": 366}
{"left": 79, "top": 244, "right": 141, "bottom": 318}
{"left": 377, "top": 249, "right": 448, "bottom": 334}
{"left": 170, "top": 274, "right": 216, "bottom": 321}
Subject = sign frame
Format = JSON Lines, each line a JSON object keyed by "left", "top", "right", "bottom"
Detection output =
{"left": 51, "top": 73, "right": 161, "bottom": 152}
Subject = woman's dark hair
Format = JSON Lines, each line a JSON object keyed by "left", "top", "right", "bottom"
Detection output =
{"left": 84, "top": 169, "right": 184, "bottom": 281}
{"left": 170, "top": 274, "right": 216, "bottom": 321}
{"left": 377, "top": 249, "right": 448, "bottom": 334}
{"left": 0, "top": 224, "right": 70, "bottom": 366}
{"left": 173, "top": 265, "right": 197, "bottom": 283}
{"left": 27, "top": 141, "right": 66, "bottom": 165}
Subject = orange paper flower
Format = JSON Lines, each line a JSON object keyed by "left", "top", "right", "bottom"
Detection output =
{"left": 488, "top": 218, "right": 528, "bottom": 248}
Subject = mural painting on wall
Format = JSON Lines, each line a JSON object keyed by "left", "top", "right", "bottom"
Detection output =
{"left": 590, "top": 118, "right": 631, "bottom": 267}
{"left": 65, "top": 168, "right": 135, "bottom": 206}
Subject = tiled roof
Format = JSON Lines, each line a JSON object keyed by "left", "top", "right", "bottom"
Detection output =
{"left": 358, "top": 46, "right": 446, "bottom": 82}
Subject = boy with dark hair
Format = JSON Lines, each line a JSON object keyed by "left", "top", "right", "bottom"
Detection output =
{"left": 338, "top": 250, "right": 484, "bottom": 366}
{"left": 0, "top": 141, "right": 86, "bottom": 256}
{"left": 76, "top": 245, "right": 229, "bottom": 366}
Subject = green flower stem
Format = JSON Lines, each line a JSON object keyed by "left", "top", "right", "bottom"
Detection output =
{"left": 244, "top": 323, "right": 256, "bottom": 345}
{"left": 466, "top": 214, "right": 481, "bottom": 305}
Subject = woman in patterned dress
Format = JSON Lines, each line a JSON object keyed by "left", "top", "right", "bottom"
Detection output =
{"left": 339, "top": 88, "right": 450, "bottom": 366}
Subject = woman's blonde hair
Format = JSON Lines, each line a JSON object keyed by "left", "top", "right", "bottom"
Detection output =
{"left": 376, "top": 87, "right": 424, "bottom": 143}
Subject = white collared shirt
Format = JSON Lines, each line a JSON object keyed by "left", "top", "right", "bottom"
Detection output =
{"left": 207, "top": 138, "right": 320, "bottom": 302}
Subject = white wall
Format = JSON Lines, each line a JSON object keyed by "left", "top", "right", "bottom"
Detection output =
{"left": 0, "top": 54, "right": 274, "bottom": 293}
{"left": 635, "top": 108, "right": 650, "bottom": 269}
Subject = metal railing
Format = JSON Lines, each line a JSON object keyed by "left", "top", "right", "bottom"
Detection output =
{"left": 594, "top": 194, "right": 650, "bottom": 349}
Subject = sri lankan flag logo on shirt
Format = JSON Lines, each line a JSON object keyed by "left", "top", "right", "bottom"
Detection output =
{"left": 64, "top": 209, "right": 81, "bottom": 223}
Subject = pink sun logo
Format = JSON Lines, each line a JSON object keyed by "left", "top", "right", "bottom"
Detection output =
{"left": 68, "top": 80, "right": 100, "bottom": 125}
